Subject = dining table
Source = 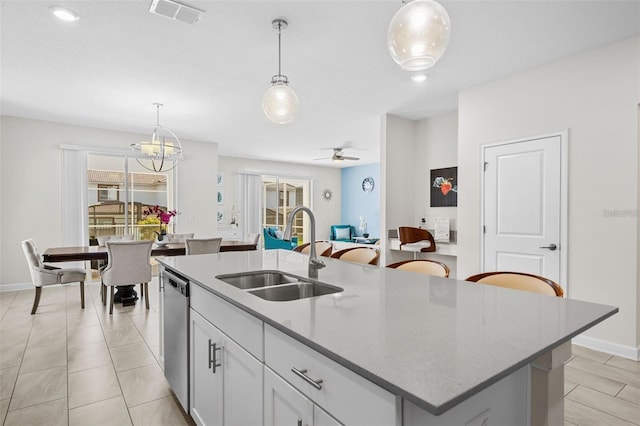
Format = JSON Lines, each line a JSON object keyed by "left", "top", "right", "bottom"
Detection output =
{"left": 42, "top": 239, "right": 258, "bottom": 304}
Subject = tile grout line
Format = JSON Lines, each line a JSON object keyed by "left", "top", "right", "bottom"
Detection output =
{"left": 566, "top": 395, "right": 640, "bottom": 426}
{"left": 567, "top": 383, "right": 640, "bottom": 426}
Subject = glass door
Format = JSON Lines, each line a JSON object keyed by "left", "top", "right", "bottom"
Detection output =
{"left": 261, "top": 176, "right": 310, "bottom": 244}
{"left": 87, "top": 154, "right": 175, "bottom": 243}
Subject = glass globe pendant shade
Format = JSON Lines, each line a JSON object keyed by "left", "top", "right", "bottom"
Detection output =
{"left": 387, "top": 0, "right": 451, "bottom": 71}
{"left": 263, "top": 80, "right": 299, "bottom": 125}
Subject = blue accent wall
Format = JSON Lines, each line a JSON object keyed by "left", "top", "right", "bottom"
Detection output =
{"left": 341, "top": 164, "right": 380, "bottom": 238}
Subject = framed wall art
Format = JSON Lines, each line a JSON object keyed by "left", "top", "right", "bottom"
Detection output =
{"left": 430, "top": 167, "right": 458, "bottom": 207}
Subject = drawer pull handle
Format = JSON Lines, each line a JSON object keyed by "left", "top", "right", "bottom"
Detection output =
{"left": 297, "top": 419, "right": 302, "bottom": 426}
{"left": 209, "top": 341, "right": 221, "bottom": 374}
{"left": 291, "top": 367, "right": 323, "bottom": 390}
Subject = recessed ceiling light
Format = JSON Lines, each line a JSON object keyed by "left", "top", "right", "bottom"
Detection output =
{"left": 49, "top": 6, "right": 80, "bottom": 22}
{"left": 411, "top": 74, "right": 428, "bottom": 83}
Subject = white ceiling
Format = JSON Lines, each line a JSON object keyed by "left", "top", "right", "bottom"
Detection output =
{"left": 2, "top": 1, "right": 639, "bottom": 167}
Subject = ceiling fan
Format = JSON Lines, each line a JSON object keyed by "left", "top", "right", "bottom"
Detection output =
{"left": 314, "top": 148, "right": 360, "bottom": 162}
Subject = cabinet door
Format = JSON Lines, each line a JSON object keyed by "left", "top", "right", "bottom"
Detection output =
{"left": 190, "top": 309, "right": 223, "bottom": 426}
{"left": 222, "top": 334, "right": 263, "bottom": 426}
{"left": 314, "top": 405, "right": 343, "bottom": 426}
{"left": 265, "top": 366, "right": 313, "bottom": 426}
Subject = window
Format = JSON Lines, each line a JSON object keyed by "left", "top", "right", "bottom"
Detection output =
{"left": 97, "top": 184, "right": 119, "bottom": 201}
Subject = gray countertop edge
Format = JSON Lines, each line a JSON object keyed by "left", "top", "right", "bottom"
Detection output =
{"left": 161, "top": 260, "right": 619, "bottom": 416}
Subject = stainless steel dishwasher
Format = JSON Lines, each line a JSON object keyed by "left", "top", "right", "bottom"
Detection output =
{"left": 162, "top": 268, "right": 189, "bottom": 412}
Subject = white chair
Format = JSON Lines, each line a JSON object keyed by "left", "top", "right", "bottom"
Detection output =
{"left": 465, "top": 271, "right": 564, "bottom": 297}
{"left": 21, "top": 239, "right": 86, "bottom": 314}
{"left": 101, "top": 240, "right": 152, "bottom": 314}
{"left": 185, "top": 237, "right": 223, "bottom": 255}
{"left": 97, "top": 234, "right": 134, "bottom": 246}
{"left": 398, "top": 227, "right": 436, "bottom": 259}
{"left": 165, "top": 233, "right": 194, "bottom": 243}
{"left": 294, "top": 241, "right": 333, "bottom": 257}
{"left": 330, "top": 247, "right": 380, "bottom": 265}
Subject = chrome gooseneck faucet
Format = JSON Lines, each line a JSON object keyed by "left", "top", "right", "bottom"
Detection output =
{"left": 283, "top": 206, "right": 325, "bottom": 278}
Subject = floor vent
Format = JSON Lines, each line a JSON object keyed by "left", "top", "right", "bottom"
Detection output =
{"left": 149, "top": 0, "right": 204, "bottom": 25}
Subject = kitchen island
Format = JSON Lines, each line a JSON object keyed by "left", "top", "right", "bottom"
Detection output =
{"left": 158, "top": 249, "right": 617, "bottom": 426}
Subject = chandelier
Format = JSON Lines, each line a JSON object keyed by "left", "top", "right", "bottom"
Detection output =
{"left": 131, "top": 103, "right": 183, "bottom": 172}
{"left": 387, "top": 0, "right": 451, "bottom": 71}
{"left": 263, "top": 19, "right": 299, "bottom": 124}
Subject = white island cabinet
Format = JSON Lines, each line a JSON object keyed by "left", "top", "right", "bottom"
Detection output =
{"left": 158, "top": 249, "right": 617, "bottom": 426}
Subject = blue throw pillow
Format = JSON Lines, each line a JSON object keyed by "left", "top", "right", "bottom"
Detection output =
{"left": 275, "top": 229, "right": 283, "bottom": 239}
{"left": 335, "top": 227, "right": 350, "bottom": 240}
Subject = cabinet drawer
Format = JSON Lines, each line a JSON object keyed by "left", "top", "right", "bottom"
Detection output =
{"left": 265, "top": 325, "right": 398, "bottom": 426}
{"left": 190, "top": 284, "right": 263, "bottom": 360}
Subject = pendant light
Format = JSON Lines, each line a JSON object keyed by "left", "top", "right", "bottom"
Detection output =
{"left": 387, "top": 0, "right": 451, "bottom": 71}
{"left": 263, "top": 19, "right": 299, "bottom": 125}
{"left": 131, "top": 103, "right": 183, "bottom": 172}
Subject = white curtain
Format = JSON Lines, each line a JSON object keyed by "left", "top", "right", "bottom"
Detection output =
{"left": 61, "top": 148, "right": 88, "bottom": 246}
{"left": 238, "top": 173, "right": 262, "bottom": 242}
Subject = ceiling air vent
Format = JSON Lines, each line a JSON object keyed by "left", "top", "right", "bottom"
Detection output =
{"left": 149, "top": 0, "right": 204, "bottom": 24}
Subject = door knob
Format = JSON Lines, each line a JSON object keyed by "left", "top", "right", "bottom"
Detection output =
{"left": 539, "top": 243, "right": 557, "bottom": 251}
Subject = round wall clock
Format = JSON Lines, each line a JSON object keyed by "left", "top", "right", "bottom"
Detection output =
{"left": 322, "top": 188, "right": 333, "bottom": 201}
{"left": 362, "top": 177, "right": 375, "bottom": 192}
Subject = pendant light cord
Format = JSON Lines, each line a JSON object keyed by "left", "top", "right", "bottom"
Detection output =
{"left": 278, "top": 21, "right": 282, "bottom": 76}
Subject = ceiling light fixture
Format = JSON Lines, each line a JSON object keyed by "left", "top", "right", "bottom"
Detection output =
{"left": 263, "top": 19, "right": 299, "bottom": 125}
{"left": 387, "top": 0, "right": 451, "bottom": 71}
{"left": 49, "top": 6, "right": 80, "bottom": 22}
{"left": 411, "top": 73, "right": 428, "bottom": 82}
{"left": 131, "top": 103, "right": 183, "bottom": 172}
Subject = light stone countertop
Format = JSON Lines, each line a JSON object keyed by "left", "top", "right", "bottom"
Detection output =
{"left": 157, "top": 249, "right": 617, "bottom": 416}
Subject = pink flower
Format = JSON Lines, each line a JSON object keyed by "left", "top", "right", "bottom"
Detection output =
{"left": 143, "top": 206, "right": 178, "bottom": 224}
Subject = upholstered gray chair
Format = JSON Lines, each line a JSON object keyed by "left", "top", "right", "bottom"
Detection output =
{"left": 97, "top": 234, "right": 134, "bottom": 246}
{"left": 101, "top": 240, "right": 152, "bottom": 314}
{"left": 21, "top": 239, "right": 86, "bottom": 314}
{"left": 185, "top": 237, "right": 223, "bottom": 255}
{"left": 165, "top": 233, "right": 194, "bottom": 243}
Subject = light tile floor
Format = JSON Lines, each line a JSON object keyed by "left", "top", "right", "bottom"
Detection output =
{"left": 1, "top": 280, "right": 638, "bottom": 425}
{"left": 0, "top": 278, "right": 193, "bottom": 426}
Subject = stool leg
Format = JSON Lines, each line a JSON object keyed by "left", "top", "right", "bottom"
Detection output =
{"left": 31, "top": 287, "right": 42, "bottom": 315}
{"left": 80, "top": 281, "right": 85, "bottom": 309}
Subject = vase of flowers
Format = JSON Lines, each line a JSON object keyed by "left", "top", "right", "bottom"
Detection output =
{"left": 140, "top": 205, "right": 178, "bottom": 243}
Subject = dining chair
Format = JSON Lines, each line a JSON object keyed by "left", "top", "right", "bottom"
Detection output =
{"left": 21, "top": 239, "right": 87, "bottom": 314}
{"left": 465, "top": 271, "right": 564, "bottom": 297}
{"left": 101, "top": 240, "right": 153, "bottom": 314}
{"left": 294, "top": 241, "right": 333, "bottom": 257}
{"left": 97, "top": 234, "right": 134, "bottom": 246}
{"left": 185, "top": 237, "right": 223, "bottom": 255}
{"left": 398, "top": 227, "right": 436, "bottom": 259}
{"left": 330, "top": 247, "right": 380, "bottom": 265}
{"left": 166, "top": 233, "right": 194, "bottom": 243}
{"left": 386, "top": 259, "right": 450, "bottom": 277}
{"left": 248, "top": 233, "right": 261, "bottom": 248}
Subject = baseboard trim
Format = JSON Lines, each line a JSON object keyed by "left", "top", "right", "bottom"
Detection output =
{"left": 572, "top": 334, "right": 640, "bottom": 361}
{"left": 0, "top": 282, "right": 32, "bottom": 292}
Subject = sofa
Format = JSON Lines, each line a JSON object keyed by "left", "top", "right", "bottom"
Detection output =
{"left": 263, "top": 227, "right": 298, "bottom": 250}
{"left": 330, "top": 225, "right": 356, "bottom": 242}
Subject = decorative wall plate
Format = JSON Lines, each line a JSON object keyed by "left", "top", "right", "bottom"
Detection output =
{"left": 322, "top": 188, "right": 333, "bottom": 201}
{"left": 362, "top": 177, "right": 375, "bottom": 192}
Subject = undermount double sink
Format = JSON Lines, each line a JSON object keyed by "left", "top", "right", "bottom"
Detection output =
{"left": 215, "top": 270, "right": 343, "bottom": 302}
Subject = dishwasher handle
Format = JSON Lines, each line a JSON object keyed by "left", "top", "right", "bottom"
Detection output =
{"left": 163, "top": 269, "right": 189, "bottom": 297}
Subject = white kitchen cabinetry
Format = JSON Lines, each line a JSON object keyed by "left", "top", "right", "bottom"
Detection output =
{"left": 264, "top": 325, "right": 398, "bottom": 426}
{"left": 265, "top": 366, "right": 341, "bottom": 426}
{"left": 190, "top": 308, "right": 262, "bottom": 426}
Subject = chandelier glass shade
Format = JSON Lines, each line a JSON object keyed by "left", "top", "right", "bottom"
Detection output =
{"left": 387, "top": 0, "right": 451, "bottom": 71}
{"left": 131, "top": 103, "right": 183, "bottom": 172}
{"left": 263, "top": 19, "right": 298, "bottom": 124}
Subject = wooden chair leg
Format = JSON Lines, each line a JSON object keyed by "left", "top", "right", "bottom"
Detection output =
{"left": 80, "top": 281, "right": 85, "bottom": 309}
{"left": 102, "top": 283, "right": 107, "bottom": 306}
{"left": 31, "top": 287, "right": 42, "bottom": 315}
{"left": 140, "top": 282, "right": 144, "bottom": 298}
{"left": 144, "top": 283, "right": 150, "bottom": 309}
{"left": 109, "top": 286, "right": 114, "bottom": 315}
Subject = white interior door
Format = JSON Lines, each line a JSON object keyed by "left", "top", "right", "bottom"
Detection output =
{"left": 483, "top": 134, "right": 563, "bottom": 283}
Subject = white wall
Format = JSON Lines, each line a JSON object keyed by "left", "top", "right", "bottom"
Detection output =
{"left": 217, "top": 155, "right": 342, "bottom": 241}
{"left": 0, "top": 116, "right": 217, "bottom": 287}
{"left": 457, "top": 37, "right": 639, "bottom": 353}
{"left": 382, "top": 114, "right": 417, "bottom": 265}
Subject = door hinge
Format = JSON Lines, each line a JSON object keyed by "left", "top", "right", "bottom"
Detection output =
{"left": 483, "top": 161, "right": 488, "bottom": 171}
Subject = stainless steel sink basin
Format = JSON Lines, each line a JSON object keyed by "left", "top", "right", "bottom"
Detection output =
{"left": 215, "top": 270, "right": 343, "bottom": 301}
{"left": 215, "top": 270, "right": 298, "bottom": 290}
{"left": 247, "top": 282, "right": 342, "bottom": 302}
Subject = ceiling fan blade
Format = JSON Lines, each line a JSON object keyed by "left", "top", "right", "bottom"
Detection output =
{"left": 314, "top": 156, "right": 333, "bottom": 161}
{"left": 341, "top": 156, "right": 360, "bottom": 160}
